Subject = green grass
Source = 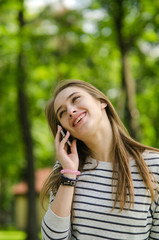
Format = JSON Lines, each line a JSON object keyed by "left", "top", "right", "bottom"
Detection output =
{"left": 0, "top": 231, "right": 26, "bottom": 240}
{"left": 0, "top": 231, "right": 42, "bottom": 240}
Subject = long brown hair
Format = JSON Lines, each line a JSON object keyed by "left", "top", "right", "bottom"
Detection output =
{"left": 41, "top": 79, "right": 158, "bottom": 211}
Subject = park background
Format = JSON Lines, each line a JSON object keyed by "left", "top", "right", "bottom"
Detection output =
{"left": 0, "top": 0, "right": 159, "bottom": 239}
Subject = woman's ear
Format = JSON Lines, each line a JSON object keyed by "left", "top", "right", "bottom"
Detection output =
{"left": 100, "top": 101, "right": 107, "bottom": 109}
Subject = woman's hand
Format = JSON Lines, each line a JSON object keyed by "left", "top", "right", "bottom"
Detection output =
{"left": 54, "top": 125, "right": 79, "bottom": 171}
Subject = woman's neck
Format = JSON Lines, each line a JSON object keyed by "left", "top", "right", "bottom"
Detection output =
{"left": 84, "top": 117, "right": 114, "bottom": 162}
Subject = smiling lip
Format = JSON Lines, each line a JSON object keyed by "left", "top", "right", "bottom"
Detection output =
{"left": 72, "top": 112, "right": 86, "bottom": 127}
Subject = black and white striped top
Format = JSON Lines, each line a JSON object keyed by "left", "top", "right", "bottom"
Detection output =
{"left": 41, "top": 150, "right": 159, "bottom": 240}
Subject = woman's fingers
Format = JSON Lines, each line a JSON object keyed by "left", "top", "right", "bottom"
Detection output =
{"left": 54, "top": 125, "right": 62, "bottom": 147}
{"left": 55, "top": 126, "right": 79, "bottom": 170}
{"left": 61, "top": 131, "right": 70, "bottom": 145}
{"left": 71, "top": 139, "right": 77, "bottom": 154}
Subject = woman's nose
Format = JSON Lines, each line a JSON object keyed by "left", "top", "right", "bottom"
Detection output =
{"left": 68, "top": 107, "right": 77, "bottom": 117}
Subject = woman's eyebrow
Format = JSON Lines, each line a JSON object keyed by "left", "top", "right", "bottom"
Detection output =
{"left": 56, "top": 92, "right": 80, "bottom": 116}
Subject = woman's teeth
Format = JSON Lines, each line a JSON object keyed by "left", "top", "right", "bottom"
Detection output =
{"left": 74, "top": 113, "right": 85, "bottom": 126}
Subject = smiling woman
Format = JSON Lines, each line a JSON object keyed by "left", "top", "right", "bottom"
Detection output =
{"left": 40, "top": 79, "right": 159, "bottom": 240}
{"left": 53, "top": 86, "right": 107, "bottom": 142}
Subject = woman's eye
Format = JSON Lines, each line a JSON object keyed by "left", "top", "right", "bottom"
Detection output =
{"left": 59, "top": 110, "right": 65, "bottom": 118}
{"left": 72, "top": 96, "right": 80, "bottom": 103}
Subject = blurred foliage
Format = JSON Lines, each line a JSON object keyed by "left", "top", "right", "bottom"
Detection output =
{"left": 0, "top": 0, "right": 159, "bottom": 227}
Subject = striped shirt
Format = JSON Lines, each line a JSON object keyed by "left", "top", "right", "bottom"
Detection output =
{"left": 41, "top": 150, "right": 159, "bottom": 240}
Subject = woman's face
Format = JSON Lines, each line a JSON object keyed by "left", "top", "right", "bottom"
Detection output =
{"left": 54, "top": 86, "right": 107, "bottom": 141}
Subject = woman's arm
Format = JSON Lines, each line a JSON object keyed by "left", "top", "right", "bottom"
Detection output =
{"left": 149, "top": 195, "right": 159, "bottom": 239}
{"left": 41, "top": 125, "right": 79, "bottom": 239}
{"left": 41, "top": 188, "right": 73, "bottom": 240}
{"left": 51, "top": 125, "right": 79, "bottom": 216}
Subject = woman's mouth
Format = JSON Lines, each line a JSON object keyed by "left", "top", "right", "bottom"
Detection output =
{"left": 73, "top": 112, "right": 86, "bottom": 127}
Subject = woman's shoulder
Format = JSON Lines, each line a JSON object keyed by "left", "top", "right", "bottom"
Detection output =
{"left": 142, "top": 150, "right": 159, "bottom": 176}
{"left": 142, "top": 149, "right": 159, "bottom": 162}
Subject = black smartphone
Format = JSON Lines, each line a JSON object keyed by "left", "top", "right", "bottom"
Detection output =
{"left": 60, "top": 128, "right": 72, "bottom": 147}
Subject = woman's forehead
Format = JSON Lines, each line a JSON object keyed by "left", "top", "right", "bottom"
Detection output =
{"left": 54, "top": 86, "right": 88, "bottom": 110}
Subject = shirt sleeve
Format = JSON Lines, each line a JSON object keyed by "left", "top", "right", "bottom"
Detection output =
{"left": 41, "top": 205, "right": 71, "bottom": 240}
{"left": 41, "top": 161, "right": 71, "bottom": 240}
{"left": 149, "top": 194, "right": 159, "bottom": 239}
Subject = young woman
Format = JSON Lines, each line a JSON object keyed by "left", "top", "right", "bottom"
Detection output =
{"left": 41, "top": 79, "right": 159, "bottom": 240}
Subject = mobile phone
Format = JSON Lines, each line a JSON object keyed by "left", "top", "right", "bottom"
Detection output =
{"left": 60, "top": 129, "right": 72, "bottom": 146}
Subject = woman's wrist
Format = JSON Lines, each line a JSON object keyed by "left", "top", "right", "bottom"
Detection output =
{"left": 60, "top": 174, "right": 78, "bottom": 186}
{"left": 62, "top": 173, "right": 77, "bottom": 179}
{"left": 60, "top": 169, "right": 80, "bottom": 179}
{"left": 59, "top": 169, "right": 80, "bottom": 186}
{"left": 61, "top": 169, "right": 81, "bottom": 175}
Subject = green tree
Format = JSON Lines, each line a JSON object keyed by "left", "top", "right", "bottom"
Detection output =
{"left": 16, "top": 0, "right": 39, "bottom": 239}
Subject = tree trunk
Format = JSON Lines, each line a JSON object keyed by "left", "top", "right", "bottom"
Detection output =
{"left": 112, "top": 0, "right": 139, "bottom": 139}
{"left": 17, "top": 1, "right": 39, "bottom": 239}
{"left": 121, "top": 53, "right": 139, "bottom": 139}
